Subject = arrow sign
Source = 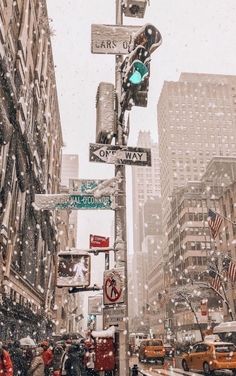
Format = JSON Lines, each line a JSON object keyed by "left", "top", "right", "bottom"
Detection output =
{"left": 89, "top": 143, "right": 151, "bottom": 166}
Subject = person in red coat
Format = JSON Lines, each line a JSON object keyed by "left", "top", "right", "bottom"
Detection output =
{"left": 39, "top": 342, "right": 53, "bottom": 376}
{"left": 0, "top": 342, "right": 13, "bottom": 376}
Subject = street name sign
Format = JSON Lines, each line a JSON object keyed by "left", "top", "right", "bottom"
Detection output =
{"left": 91, "top": 24, "right": 140, "bottom": 55}
{"left": 69, "top": 179, "right": 105, "bottom": 194}
{"left": 35, "top": 194, "right": 112, "bottom": 210}
{"left": 89, "top": 143, "right": 152, "bottom": 167}
{"left": 103, "top": 305, "right": 126, "bottom": 328}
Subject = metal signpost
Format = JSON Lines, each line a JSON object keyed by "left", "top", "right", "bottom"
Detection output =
{"left": 89, "top": 143, "right": 151, "bottom": 166}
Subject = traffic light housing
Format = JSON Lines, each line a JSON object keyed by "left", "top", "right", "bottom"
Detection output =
{"left": 96, "top": 82, "right": 116, "bottom": 144}
{"left": 120, "top": 23, "right": 162, "bottom": 111}
{"left": 130, "top": 23, "right": 162, "bottom": 54}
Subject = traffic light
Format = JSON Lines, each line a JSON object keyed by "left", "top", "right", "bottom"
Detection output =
{"left": 120, "top": 23, "right": 162, "bottom": 111}
{"left": 130, "top": 23, "right": 162, "bottom": 54}
{"left": 121, "top": 46, "right": 149, "bottom": 89}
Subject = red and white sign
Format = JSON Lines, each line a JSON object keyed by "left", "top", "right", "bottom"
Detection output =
{"left": 90, "top": 234, "right": 109, "bottom": 248}
{"left": 103, "top": 268, "right": 124, "bottom": 305}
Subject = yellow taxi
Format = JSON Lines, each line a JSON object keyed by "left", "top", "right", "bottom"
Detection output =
{"left": 138, "top": 339, "right": 165, "bottom": 364}
{"left": 182, "top": 341, "right": 236, "bottom": 375}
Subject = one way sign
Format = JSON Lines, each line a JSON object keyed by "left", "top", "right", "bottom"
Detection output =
{"left": 89, "top": 143, "right": 151, "bottom": 166}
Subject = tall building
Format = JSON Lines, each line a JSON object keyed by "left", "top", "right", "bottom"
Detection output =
{"left": 61, "top": 154, "right": 79, "bottom": 247}
{"left": 0, "top": 0, "right": 62, "bottom": 339}
{"left": 54, "top": 154, "right": 81, "bottom": 335}
{"left": 132, "top": 131, "right": 160, "bottom": 255}
{"left": 130, "top": 131, "right": 161, "bottom": 322}
{"left": 158, "top": 73, "right": 236, "bottom": 251}
{"left": 60, "top": 155, "right": 79, "bottom": 187}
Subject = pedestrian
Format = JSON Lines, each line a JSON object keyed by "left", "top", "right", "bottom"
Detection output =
{"left": 9, "top": 340, "right": 28, "bottom": 376}
{"left": 39, "top": 342, "right": 53, "bottom": 376}
{"left": 64, "top": 342, "right": 86, "bottom": 376}
{"left": 28, "top": 347, "right": 44, "bottom": 376}
{"left": 84, "top": 347, "right": 98, "bottom": 376}
{"left": 0, "top": 341, "right": 13, "bottom": 376}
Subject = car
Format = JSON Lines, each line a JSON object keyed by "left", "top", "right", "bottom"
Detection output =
{"left": 138, "top": 339, "right": 165, "bottom": 364}
{"left": 182, "top": 341, "right": 236, "bottom": 375}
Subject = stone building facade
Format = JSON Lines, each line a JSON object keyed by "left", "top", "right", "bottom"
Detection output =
{"left": 0, "top": 0, "right": 62, "bottom": 340}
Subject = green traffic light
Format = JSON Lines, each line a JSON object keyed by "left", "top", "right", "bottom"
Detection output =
{"left": 129, "top": 60, "right": 149, "bottom": 85}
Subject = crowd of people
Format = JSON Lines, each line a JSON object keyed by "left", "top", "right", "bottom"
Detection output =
{"left": 0, "top": 336, "right": 107, "bottom": 376}
{"left": 0, "top": 340, "right": 53, "bottom": 376}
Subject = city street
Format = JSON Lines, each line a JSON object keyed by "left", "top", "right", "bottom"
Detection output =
{"left": 1, "top": 1, "right": 236, "bottom": 376}
{"left": 129, "top": 356, "right": 233, "bottom": 376}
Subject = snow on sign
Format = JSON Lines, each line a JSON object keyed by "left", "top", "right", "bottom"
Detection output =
{"left": 35, "top": 193, "right": 112, "bottom": 210}
{"left": 91, "top": 24, "right": 140, "bottom": 55}
{"left": 69, "top": 179, "right": 105, "bottom": 195}
{"left": 103, "top": 268, "right": 125, "bottom": 305}
{"left": 89, "top": 143, "right": 152, "bottom": 167}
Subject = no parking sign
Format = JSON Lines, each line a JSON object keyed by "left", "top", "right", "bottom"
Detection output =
{"left": 103, "top": 268, "right": 124, "bottom": 305}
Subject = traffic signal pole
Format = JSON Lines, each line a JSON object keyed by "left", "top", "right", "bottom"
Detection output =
{"left": 115, "top": 1, "right": 129, "bottom": 375}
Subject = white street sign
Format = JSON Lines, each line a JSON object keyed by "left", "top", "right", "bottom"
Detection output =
{"left": 89, "top": 143, "right": 151, "bottom": 166}
{"left": 103, "top": 305, "right": 126, "bottom": 328}
{"left": 91, "top": 24, "right": 140, "bottom": 55}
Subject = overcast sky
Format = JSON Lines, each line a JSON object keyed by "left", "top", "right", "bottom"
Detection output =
{"left": 46, "top": 0, "right": 236, "bottom": 262}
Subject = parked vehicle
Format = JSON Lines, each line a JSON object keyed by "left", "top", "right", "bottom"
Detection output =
{"left": 213, "top": 321, "right": 236, "bottom": 345}
{"left": 129, "top": 332, "right": 148, "bottom": 353}
{"left": 182, "top": 341, "right": 236, "bottom": 375}
{"left": 138, "top": 339, "right": 165, "bottom": 364}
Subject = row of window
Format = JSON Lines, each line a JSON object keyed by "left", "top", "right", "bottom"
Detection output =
{"left": 9, "top": 288, "right": 41, "bottom": 315}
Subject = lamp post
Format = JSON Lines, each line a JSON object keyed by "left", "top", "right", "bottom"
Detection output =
{"left": 114, "top": 1, "right": 129, "bottom": 375}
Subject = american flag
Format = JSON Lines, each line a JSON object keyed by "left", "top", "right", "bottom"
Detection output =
{"left": 211, "top": 274, "right": 221, "bottom": 291}
{"left": 228, "top": 260, "right": 236, "bottom": 282}
{"left": 207, "top": 209, "right": 223, "bottom": 239}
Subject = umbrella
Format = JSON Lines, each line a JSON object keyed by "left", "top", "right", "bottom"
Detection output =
{"left": 20, "top": 336, "right": 36, "bottom": 347}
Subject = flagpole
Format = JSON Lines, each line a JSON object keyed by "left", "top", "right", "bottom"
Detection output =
{"left": 207, "top": 194, "right": 229, "bottom": 319}
{"left": 209, "top": 208, "right": 236, "bottom": 225}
